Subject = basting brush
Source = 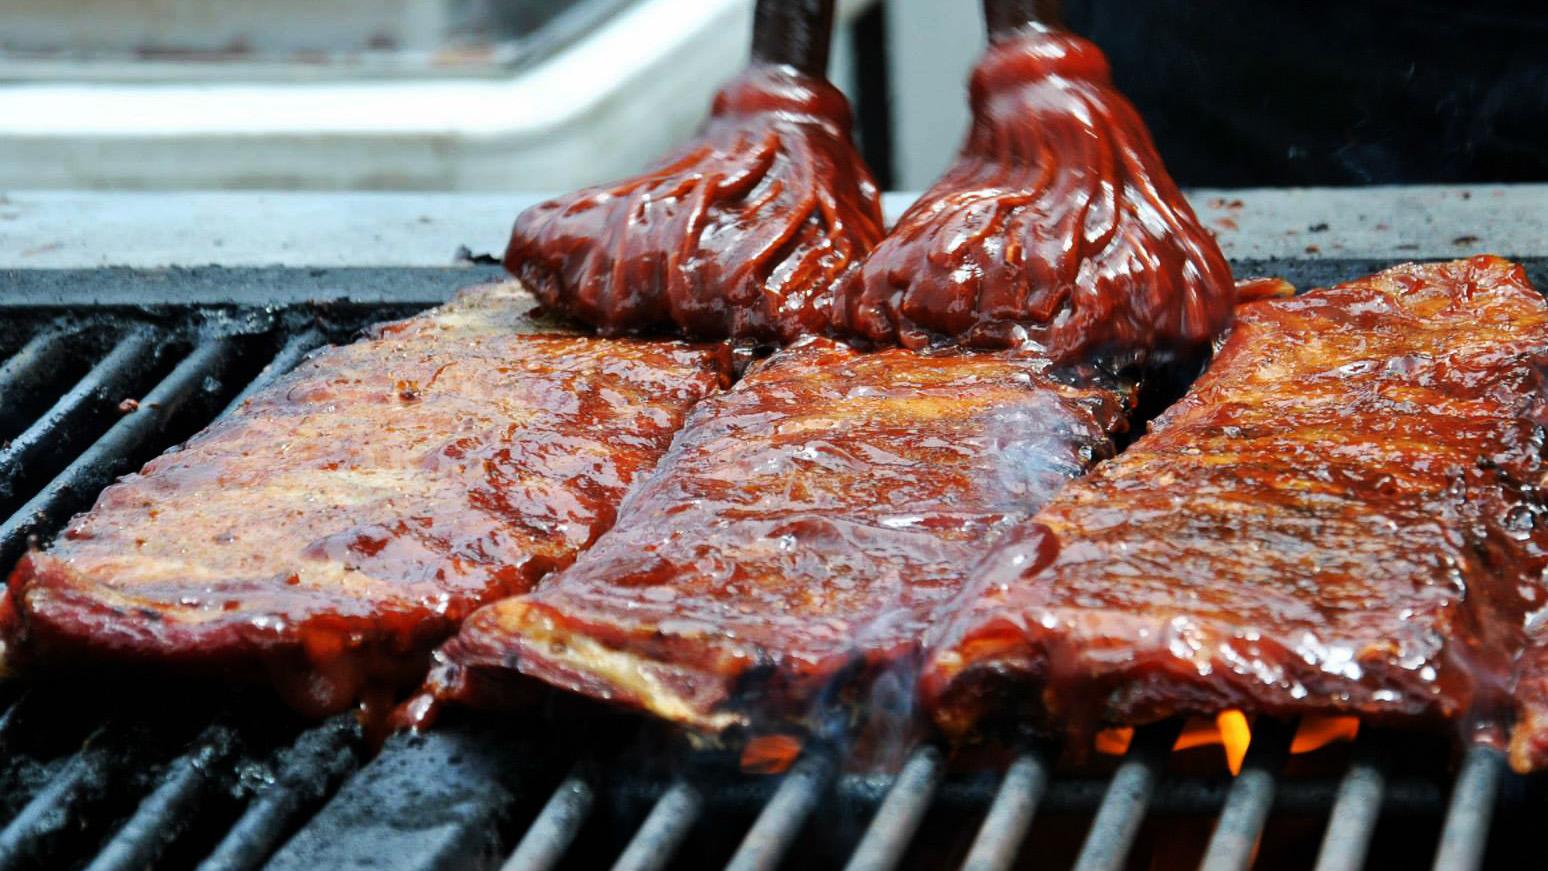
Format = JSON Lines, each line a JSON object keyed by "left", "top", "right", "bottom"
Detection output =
{"left": 505, "top": 0, "right": 885, "bottom": 345}
{"left": 838, "top": 0, "right": 1235, "bottom": 366}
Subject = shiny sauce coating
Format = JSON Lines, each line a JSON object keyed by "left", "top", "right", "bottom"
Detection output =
{"left": 506, "top": 64, "right": 885, "bottom": 345}
{"left": 922, "top": 257, "right": 1548, "bottom": 757}
{"left": 837, "top": 26, "right": 1234, "bottom": 363}
{"left": 5, "top": 283, "right": 732, "bottom": 715}
{"left": 432, "top": 337, "right": 1130, "bottom": 733}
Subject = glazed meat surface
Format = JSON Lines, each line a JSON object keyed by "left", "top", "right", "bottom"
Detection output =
{"left": 923, "top": 257, "right": 1548, "bottom": 749}
{"left": 5, "top": 283, "right": 731, "bottom": 714}
{"left": 433, "top": 336, "right": 1129, "bottom": 732}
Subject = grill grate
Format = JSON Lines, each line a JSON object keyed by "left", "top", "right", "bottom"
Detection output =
{"left": 0, "top": 262, "right": 1542, "bottom": 870}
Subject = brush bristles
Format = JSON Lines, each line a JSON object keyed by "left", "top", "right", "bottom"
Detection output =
{"left": 838, "top": 29, "right": 1234, "bottom": 365}
{"left": 506, "top": 65, "right": 885, "bottom": 345}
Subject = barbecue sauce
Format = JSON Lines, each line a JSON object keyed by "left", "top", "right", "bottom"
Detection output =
{"left": 505, "top": 64, "right": 885, "bottom": 345}
{"left": 922, "top": 258, "right": 1548, "bottom": 762}
{"left": 2, "top": 286, "right": 733, "bottom": 720}
{"left": 428, "top": 337, "right": 1133, "bottom": 737}
{"left": 836, "top": 24, "right": 1234, "bottom": 364}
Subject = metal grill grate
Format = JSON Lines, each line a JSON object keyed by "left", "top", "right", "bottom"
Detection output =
{"left": 0, "top": 263, "right": 1541, "bottom": 870}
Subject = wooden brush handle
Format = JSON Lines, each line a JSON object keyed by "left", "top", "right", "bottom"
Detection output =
{"left": 983, "top": 0, "right": 1064, "bottom": 40}
{"left": 751, "top": 0, "right": 836, "bottom": 77}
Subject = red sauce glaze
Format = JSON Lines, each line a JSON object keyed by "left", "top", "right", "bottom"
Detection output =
{"left": 4, "top": 283, "right": 732, "bottom": 717}
{"left": 429, "top": 337, "right": 1131, "bottom": 735}
{"left": 836, "top": 25, "right": 1234, "bottom": 364}
{"left": 921, "top": 258, "right": 1548, "bottom": 761}
{"left": 505, "top": 64, "right": 886, "bottom": 345}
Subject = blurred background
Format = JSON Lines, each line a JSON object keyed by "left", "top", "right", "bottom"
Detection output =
{"left": 2, "top": 0, "right": 1547, "bottom": 192}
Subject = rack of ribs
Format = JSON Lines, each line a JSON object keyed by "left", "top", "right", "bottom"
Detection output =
{"left": 4, "top": 283, "right": 732, "bottom": 716}
{"left": 430, "top": 336, "right": 1130, "bottom": 734}
{"left": 922, "top": 257, "right": 1548, "bottom": 753}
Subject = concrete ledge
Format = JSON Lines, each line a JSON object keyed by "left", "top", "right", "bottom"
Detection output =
{"left": 2, "top": 185, "right": 1545, "bottom": 269}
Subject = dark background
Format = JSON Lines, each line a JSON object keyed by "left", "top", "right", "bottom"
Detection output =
{"left": 1058, "top": 0, "right": 1548, "bottom": 187}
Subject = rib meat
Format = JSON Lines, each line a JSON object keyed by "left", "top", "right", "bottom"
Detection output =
{"left": 922, "top": 257, "right": 1548, "bottom": 750}
{"left": 431, "top": 336, "right": 1130, "bottom": 733}
{"left": 4, "top": 283, "right": 732, "bottom": 715}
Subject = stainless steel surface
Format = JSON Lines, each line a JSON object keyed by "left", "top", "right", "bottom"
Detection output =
{"left": 4, "top": 185, "right": 1546, "bottom": 269}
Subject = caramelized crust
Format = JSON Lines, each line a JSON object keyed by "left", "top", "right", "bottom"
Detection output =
{"left": 923, "top": 257, "right": 1548, "bottom": 751}
{"left": 434, "top": 337, "right": 1129, "bottom": 732}
{"left": 5, "top": 284, "right": 731, "bottom": 715}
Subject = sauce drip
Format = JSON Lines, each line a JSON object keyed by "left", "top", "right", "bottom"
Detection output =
{"left": 505, "top": 64, "right": 885, "bottom": 345}
{"left": 837, "top": 24, "right": 1234, "bottom": 364}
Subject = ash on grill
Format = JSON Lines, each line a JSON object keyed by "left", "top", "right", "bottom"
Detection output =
{"left": 0, "top": 264, "right": 1541, "bottom": 871}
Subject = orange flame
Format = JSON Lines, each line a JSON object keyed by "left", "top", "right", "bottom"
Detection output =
{"left": 1094, "top": 726, "right": 1135, "bottom": 756}
{"left": 1216, "top": 710, "right": 1252, "bottom": 775}
{"left": 1291, "top": 715, "right": 1361, "bottom": 754}
{"left": 741, "top": 734, "right": 804, "bottom": 774}
{"left": 1095, "top": 711, "right": 1361, "bottom": 775}
{"left": 740, "top": 714, "right": 1362, "bottom": 777}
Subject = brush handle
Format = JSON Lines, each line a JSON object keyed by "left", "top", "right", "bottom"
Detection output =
{"left": 983, "top": 0, "right": 1064, "bottom": 40}
{"left": 751, "top": 0, "right": 836, "bottom": 77}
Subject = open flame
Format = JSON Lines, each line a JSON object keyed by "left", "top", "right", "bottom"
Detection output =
{"left": 739, "top": 712, "right": 1361, "bottom": 776}
{"left": 741, "top": 734, "right": 805, "bottom": 774}
{"left": 1096, "top": 712, "right": 1360, "bottom": 775}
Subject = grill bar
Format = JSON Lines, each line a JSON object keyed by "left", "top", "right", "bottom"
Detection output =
{"left": 1432, "top": 746, "right": 1505, "bottom": 871}
{"left": 613, "top": 778, "right": 704, "bottom": 871}
{"left": 265, "top": 719, "right": 532, "bottom": 871}
{"left": 1071, "top": 720, "right": 1185, "bottom": 871}
{"left": 0, "top": 338, "right": 241, "bottom": 568}
{"left": 0, "top": 691, "right": 34, "bottom": 757}
{"left": 85, "top": 723, "right": 240, "bottom": 871}
{"left": 0, "top": 724, "right": 129, "bottom": 866}
{"left": 726, "top": 753, "right": 833, "bottom": 871}
{"left": 0, "top": 327, "right": 158, "bottom": 508}
{"left": 1047, "top": 772, "right": 1441, "bottom": 816}
{"left": 0, "top": 326, "right": 80, "bottom": 430}
{"left": 503, "top": 769, "right": 595, "bottom": 871}
{"left": 219, "top": 328, "right": 326, "bottom": 418}
{"left": 1313, "top": 735, "right": 1388, "bottom": 871}
{"left": 196, "top": 717, "right": 360, "bottom": 871}
{"left": 1200, "top": 718, "right": 1294, "bottom": 871}
{"left": 0, "top": 257, "right": 1542, "bottom": 869}
{"left": 960, "top": 750, "right": 1051, "bottom": 871}
{"left": 844, "top": 745, "right": 944, "bottom": 871}
{"left": 595, "top": 758, "right": 1443, "bottom": 818}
